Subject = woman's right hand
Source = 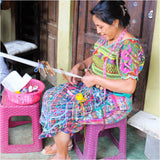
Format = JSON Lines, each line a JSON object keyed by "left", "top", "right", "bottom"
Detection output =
{"left": 69, "top": 63, "right": 85, "bottom": 85}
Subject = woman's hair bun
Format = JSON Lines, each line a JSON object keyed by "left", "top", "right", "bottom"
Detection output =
{"left": 114, "top": 0, "right": 125, "bottom": 6}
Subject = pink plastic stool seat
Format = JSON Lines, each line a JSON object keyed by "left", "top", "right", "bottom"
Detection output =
{"left": 74, "top": 118, "right": 127, "bottom": 160}
{"left": 0, "top": 91, "right": 42, "bottom": 153}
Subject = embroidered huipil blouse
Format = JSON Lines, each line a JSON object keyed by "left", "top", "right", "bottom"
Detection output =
{"left": 39, "top": 38, "right": 145, "bottom": 139}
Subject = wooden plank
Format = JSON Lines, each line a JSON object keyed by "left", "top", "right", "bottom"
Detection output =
{"left": 128, "top": 111, "right": 160, "bottom": 140}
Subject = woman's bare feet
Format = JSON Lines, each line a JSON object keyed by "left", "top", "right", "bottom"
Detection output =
{"left": 42, "top": 139, "right": 73, "bottom": 155}
{"left": 47, "top": 154, "right": 71, "bottom": 160}
{"left": 46, "top": 131, "right": 71, "bottom": 159}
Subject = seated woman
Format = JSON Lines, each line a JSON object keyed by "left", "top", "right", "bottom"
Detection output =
{"left": 39, "top": 1, "right": 145, "bottom": 160}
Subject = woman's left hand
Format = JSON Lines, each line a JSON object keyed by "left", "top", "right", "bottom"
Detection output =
{"left": 81, "top": 73, "right": 97, "bottom": 87}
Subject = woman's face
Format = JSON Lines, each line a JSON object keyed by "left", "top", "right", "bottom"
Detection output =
{"left": 92, "top": 15, "right": 117, "bottom": 41}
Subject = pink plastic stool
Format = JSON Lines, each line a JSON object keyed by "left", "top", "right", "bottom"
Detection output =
{"left": 74, "top": 118, "right": 127, "bottom": 160}
{"left": 0, "top": 91, "right": 42, "bottom": 153}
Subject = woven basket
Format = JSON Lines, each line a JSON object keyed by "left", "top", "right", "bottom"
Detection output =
{"left": 5, "top": 79, "right": 45, "bottom": 105}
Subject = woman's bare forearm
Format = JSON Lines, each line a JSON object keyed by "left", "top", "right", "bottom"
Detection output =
{"left": 82, "top": 74, "right": 137, "bottom": 94}
{"left": 95, "top": 75, "right": 137, "bottom": 94}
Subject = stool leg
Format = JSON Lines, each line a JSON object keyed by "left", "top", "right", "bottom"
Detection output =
{"left": 30, "top": 114, "right": 42, "bottom": 152}
{"left": 118, "top": 120, "right": 127, "bottom": 159}
{"left": 83, "top": 125, "right": 99, "bottom": 159}
{"left": 0, "top": 115, "right": 10, "bottom": 153}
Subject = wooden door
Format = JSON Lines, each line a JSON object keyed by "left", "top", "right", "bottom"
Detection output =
{"left": 72, "top": 0, "right": 157, "bottom": 115}
{"left": 40, "top": 1, "right": 58, "bottom": 85}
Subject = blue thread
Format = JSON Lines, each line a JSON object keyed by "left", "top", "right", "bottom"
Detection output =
{"left": 34, "top": 63, "right": 44, "bottom": 72}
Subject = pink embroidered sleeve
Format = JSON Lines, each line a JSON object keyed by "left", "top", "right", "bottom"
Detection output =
{"left": 118, "top": 40, "right": 145, "bottom": 80}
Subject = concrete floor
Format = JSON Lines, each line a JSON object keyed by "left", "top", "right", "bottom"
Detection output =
{"left": 0, "top": 122, "right": 148, "bottom": 160}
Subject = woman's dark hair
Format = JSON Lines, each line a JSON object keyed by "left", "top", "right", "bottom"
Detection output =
{"left": 90, "top": 0, "right": 130, "bottom": 27}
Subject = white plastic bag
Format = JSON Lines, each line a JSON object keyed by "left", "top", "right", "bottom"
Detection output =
{"left": 1, "top": 70, "right": 32, "bottom": 92}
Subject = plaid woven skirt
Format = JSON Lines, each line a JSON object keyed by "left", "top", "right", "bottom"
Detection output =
{"left": 39, "top": 82, "right": 132, "bottom": 139}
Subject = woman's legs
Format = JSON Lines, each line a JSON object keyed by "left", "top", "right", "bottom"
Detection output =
{"left": 48, "top": 131, "right": 71, "bottom": 160}
{"left": 42, "top": 139, "right": 73, "bottom": 155}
